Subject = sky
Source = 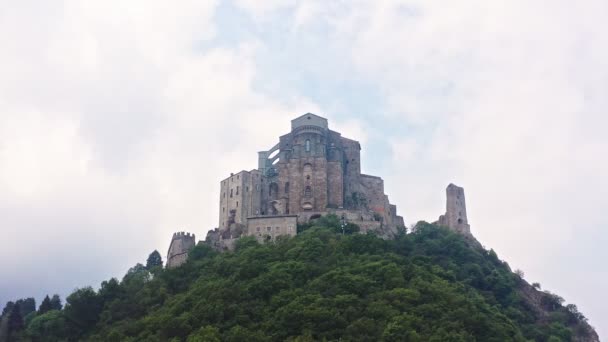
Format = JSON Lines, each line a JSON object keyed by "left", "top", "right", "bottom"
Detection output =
{"left": 0, "top": 0, "right": 606, "bottom": 337}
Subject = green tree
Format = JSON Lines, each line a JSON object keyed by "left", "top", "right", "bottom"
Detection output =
{"left": 1, "top": 302, "right": 14, "bottom": 317}
{"left": 15, "top": 298, "right": 36, "bottom": 318}
{"left": 186, "top": 326, "right": 221, "bottom": 342}
{"left": 39, "top": 295, "right": 53, "bottom": 314}
{"left": 27, "top": 310, "right": 70, "bottom": 341}
{"left": 50, "top": 295, "right": 63, "bottom": 311}
{"left": 64, "top": 287, "right": 103, "bottom": 336}
{"left": 146, "top": 250, "right": 163, "bottom": 269}
{"left": 5, "top": 222, "right": 595, "bottom": 341}
{"left": 7, "top": 304, "right": 24, "bottom": 340}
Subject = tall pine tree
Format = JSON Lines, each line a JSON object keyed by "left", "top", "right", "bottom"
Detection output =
{"left": 38, "top": 295, "right": 52, "bottom": 314}
{"left": 50, "top": 295, "right": 62, "bottom": 311}
{"left": 146, "top": 250, "right": 163, "bottom": 269}
{"left": 7, "top": 304, "right": 24, "bottom": 340}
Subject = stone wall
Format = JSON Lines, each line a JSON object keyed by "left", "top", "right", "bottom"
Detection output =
{"left": 246, "top": 215, "right": 298, "bottom": 243}
{"left": 217, "top": 113, "right": 405, "bottom": 240}
{"left": 166, "top": 232, "right": 196, "bottom": 268}
{"left": 436, "top": 183, "right": 471, "bottom": 235}
{"left": 218, "top": 170, "right": 264, "bottom": 238}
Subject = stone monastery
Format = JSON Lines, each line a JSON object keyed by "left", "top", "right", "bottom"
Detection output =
{"left": 167, "top": 113, "right": 470, "bottom": 268}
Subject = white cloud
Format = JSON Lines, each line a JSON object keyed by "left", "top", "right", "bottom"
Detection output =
{"left": 235, "top": 0, "right": 608, "bottom": 334}
{"left": 1, "top": 0, "right": 606, "bottom": 337}
{"left": 0, "top": 0, "right": 320, "bottom": 308}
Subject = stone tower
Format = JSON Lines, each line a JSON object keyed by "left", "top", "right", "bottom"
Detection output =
{"left": 166, "top": 232, "right": 196, "bottom": 268}
{"left": 437, "top": 183, "right": 471, "bottom": 235}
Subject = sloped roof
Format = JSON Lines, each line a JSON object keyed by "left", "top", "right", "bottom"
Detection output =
{"left": 291, "top": 113, "right": 328, "bottom": 130}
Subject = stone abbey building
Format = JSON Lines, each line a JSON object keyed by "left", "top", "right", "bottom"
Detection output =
{"left": 168, "top": 113, "right": 470, "bottom": 266}
{"left": 208, "top": 113, "right": 405, "bottom": 249}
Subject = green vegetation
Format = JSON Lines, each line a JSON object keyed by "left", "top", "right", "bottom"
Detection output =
{"left": 0, "top": 219, "right": 592, "bottom": 341}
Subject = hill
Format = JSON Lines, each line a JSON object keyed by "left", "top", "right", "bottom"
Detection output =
{"left": 0, "top": 218, "right": 599, "bottom": 341}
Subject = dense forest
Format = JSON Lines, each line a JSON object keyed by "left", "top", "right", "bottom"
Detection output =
{"left": 0, "top": 217, "right": 598, "bottom": 341}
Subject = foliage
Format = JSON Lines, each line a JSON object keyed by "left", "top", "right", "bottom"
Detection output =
{"left": 38, "top": 296, "right": 53, "bottom": 315}
{"left": 146, "top": 250, "right": 164, "bottom": 270}
{"left": 49, "top": 295, "right": 62, "bottom": 311}
{"left": 27, "top": 310, "right": 71, "bottom": 341}
{"left": 6, "top": 222, "right": 593, "bottom": 341}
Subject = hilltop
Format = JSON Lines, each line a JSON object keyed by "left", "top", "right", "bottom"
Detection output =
{"left": 1, "top": 217, "right": 598, "bottom": 341}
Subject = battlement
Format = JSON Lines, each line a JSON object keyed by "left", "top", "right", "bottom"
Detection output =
{"left": 172, "top": 231, "right": 195, "bottom": 240}
{"left": 166, "top": 231, "right": 196, "bottom": 268}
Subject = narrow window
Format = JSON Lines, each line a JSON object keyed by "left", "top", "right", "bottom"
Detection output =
{"left": 223, "top": 207, "right": 225, "bottom": 212}
{"left": 285, "top": 182, "right": 290, "bottom": 194}
{"left": 246, "top": 186, "right": 249, "bottom": 192}
{"left": 305, "top": 186, "right": 312, "bottom": 198}
{"left": 305, "top": 139, "right": 311, "bottom": 152}
{"left": 230, "top": 189, "right": 233, "bottom": 198}
{"left": 236, "top": 186, "right": 239, "bottom": 195}
{"left": 236, "top": 201, "right": 239, "bottom": 207}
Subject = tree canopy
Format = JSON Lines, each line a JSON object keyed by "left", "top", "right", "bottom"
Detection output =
{"left": 1, "top": 220, "right": 596, "bottom": 341}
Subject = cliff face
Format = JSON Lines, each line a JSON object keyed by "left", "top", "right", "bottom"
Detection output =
{"left": 516, "top": 280, "right": 599, "bottom": 342}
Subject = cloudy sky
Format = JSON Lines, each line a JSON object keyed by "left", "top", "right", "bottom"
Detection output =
{"left": 1, "top": 0, "right": 606, "bottom": 336}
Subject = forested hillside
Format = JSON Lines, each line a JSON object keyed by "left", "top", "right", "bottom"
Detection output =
{"left": 0, "top": 217, "right": 598, "bottom": 341}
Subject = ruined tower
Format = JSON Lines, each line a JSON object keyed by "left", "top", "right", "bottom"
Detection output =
{"left": 437, "top": 183, "right": 471, "bottom": 235}
{"left": 166, "top": 232, "right": 196, "bottom": 268}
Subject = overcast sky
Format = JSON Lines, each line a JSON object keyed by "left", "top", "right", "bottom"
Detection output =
{"left": 1, "top": 0, "right": 606, "bottom": 337}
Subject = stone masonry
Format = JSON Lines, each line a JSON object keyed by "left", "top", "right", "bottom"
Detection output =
{"left": 166, "top": 232, "right": 196, "bottom": 268}
{"left": 214, "top": 113, "right": 405, "bottom": 249}
{"left": 167, "top": 113, "right": 476, "bottom": 265}
{"left": 436, "top": 183, "right": 471, "bottom": 235}
{"left": 246, "top": 215, "right": 298, "bottom": 244}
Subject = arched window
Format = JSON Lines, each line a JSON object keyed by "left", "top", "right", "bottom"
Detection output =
{"left": 305, "top": 139, "right": 311, "bottom": 152}
{"left": 305, "top": 186, "right": 312, "bottom": 198}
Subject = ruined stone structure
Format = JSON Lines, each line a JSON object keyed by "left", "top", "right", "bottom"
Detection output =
{"left": 166, "top": 232, "right": 196, "bottom": 268}
{"left": 167, "top": 114, "right": 474, "bottom": 264}
{"left": 214, "top": 113, "right": 405, "bottom": 249}
{"left": 436, "top": 183, "right": 471, "bottom": 235}
{"left": 246, "top": 215, "right": 298, "bottom": 244}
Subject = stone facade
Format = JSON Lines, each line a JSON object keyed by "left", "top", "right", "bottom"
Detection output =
{"left": 436, "top": 183, "right": 471, "bottom": 235}
{"left": 246, "top": 215, "right": 298, "bottom": 243}
{"left": 214, "top": 113, "right": 405, "bottom": 247}
{"left": 166, "top": 232, "right": 196, "bottom": 268}
{"left": 167, "top": 114, "right": 477, "bottom": 266}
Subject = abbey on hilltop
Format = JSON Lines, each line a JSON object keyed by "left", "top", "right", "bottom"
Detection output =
{"left": 167, "top": 113, "right": 470, "bottom": 267}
